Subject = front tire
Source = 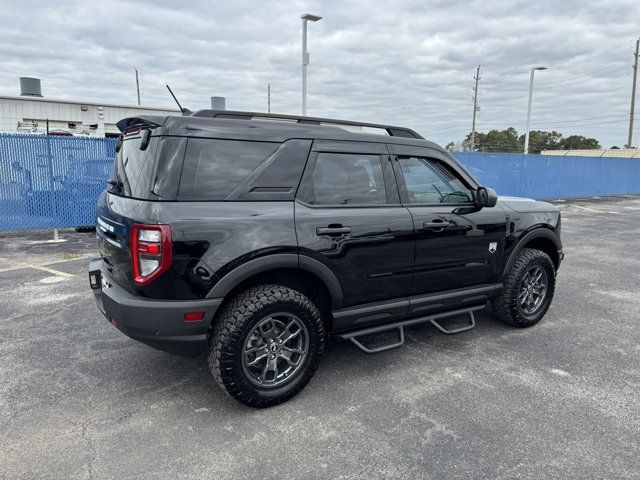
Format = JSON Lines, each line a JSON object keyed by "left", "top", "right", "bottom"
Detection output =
{"left": 491, "top": 248, "right": 556, "bottom": 327}
{"left": 207, "top": 285, "right": 325, "bottom": 408}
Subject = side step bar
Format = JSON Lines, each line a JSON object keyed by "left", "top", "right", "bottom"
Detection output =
{"left": 336, "top": 305, "right": 484, "bottom": 354}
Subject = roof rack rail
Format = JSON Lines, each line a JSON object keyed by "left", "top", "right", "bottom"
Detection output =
{"left": 191, "top": 110, "right": 423, "bottom": 139}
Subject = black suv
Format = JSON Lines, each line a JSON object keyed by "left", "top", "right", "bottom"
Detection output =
{"left": 89, "top": 111, "right": 562, "bottom": 408}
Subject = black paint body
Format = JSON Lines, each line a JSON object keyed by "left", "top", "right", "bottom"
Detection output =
{"left": 91, "top": 113, "right": 562, "bottom": 356}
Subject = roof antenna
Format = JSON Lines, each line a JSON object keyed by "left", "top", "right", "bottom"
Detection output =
{"left": 166, "top": 85, "right": 192, "bottom": 115}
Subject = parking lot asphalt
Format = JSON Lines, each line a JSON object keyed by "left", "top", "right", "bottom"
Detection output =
{"left": 1, "top": 195, "right": 640, "bottom": 480}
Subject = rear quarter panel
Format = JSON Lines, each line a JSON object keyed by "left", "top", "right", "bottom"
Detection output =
{"left": 161, "top": 201, "right": 298, "bottom": 298}
{"left": 98, "top": 195, "right": 296, "bottom": 300}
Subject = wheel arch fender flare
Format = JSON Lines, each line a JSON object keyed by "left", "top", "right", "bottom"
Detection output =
{"left": 205, "top": 253, "right": 344, "bottom": 309}
{"left": 503, "top": 228, "right": 562, "bottom": 277}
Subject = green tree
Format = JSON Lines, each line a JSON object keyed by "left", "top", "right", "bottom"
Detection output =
{"left": 517, "top": 130, "right": 563, "bottom": 154}
{"left": 558, "top": 135, "right": 600, "bottom": 150}
{"left": 463, "top": 127, "right": 520, "bottom": 152}
{"left": 445, "top": 141, "right": 467, "bottom": 152}
{"left": 452, "top": 129, "right": 601, "bottom": 153}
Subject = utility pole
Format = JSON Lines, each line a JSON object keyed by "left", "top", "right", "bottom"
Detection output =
{"left": 135, "top": 68, "right": 141, "bottom": 106}
{"left": 627, "top": 38, "right": 639, "bottom": 148}
{"left": 470, "top": 65, "right": 480, "bottom": 151}
{"left": 268, "top": 83, "right": 271, "bottom": 113}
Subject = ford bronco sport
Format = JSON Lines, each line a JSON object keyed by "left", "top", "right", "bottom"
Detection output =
{"left": 89, "top": 111, "right": 562, "bottom": 408}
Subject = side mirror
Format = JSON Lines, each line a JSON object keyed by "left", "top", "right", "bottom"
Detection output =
{"left": 476, "top": 187, "right": 498, "bottom": 208}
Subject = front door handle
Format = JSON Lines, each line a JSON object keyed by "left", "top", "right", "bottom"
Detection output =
{"left": 423, "top": 220, "right": 451, "bottom": 230}
{"left": 316, "top": 226, "right": 352, "bottom": 236}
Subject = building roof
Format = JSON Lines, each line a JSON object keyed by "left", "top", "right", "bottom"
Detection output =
{"left": 0, "top": 94, "right": 179, "bottom": 113}
{"left": 541, "top": 148, "right": 640, "bottom": 158}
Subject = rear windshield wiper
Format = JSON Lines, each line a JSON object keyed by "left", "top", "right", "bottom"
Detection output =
{"left": 107, "top": 179, "right": 123, "bottom": 191}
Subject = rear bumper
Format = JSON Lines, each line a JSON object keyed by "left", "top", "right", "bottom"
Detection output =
{"left": 89, "top": 258, "right": 223, "bottom": 357}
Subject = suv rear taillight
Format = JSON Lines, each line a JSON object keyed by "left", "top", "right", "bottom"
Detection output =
{"left": 131, "top": 224, "right": 172, "bottom": 286}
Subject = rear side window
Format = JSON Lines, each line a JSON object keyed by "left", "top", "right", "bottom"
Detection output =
{"left": 110, "top": 133, "right": 158, "bottom": 199}
{"left": 300, "top": 152, "right": 387, "bottom": 205}
{"left": 178, "top": 139, "right": 279, "bottom": 200}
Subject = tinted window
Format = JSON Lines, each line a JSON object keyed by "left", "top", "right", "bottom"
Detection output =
{"left": 110, "top": 134, "right": 158, "bottom": 199}
{"left": 398, "top": 157, "right": 473, "bottom": 204}
{"left": 303, "top": 152, "right": 386, "bottom": 205}
{"left": 179, "top": 139, "right": 279, "bottom": 200}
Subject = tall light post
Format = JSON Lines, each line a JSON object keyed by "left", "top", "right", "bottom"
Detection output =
{"left": 301, "top": 13, "right": 322, "bottom": 116}
{"left": 523, "top": 66, "right": 547, "bottom": 154}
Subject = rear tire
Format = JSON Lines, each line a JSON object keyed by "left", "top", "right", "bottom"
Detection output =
{"left": 207, "top": 285, "right": 325, "bottom": 408}
{"left": 491, "top": 248, "right": 556, "bottom": 327}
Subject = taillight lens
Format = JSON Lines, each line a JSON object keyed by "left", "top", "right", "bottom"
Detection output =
{"left": 131, "top": 224, "right": 172, "bottom": 286}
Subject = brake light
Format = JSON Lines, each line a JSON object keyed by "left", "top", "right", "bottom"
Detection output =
{"left": 131, "top": 224, "right": 172, "bottom": 286}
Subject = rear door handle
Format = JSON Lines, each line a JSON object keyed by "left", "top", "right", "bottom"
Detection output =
{"left": 316, "top": 226, "right": 352, "bottom": 236}
{"left": 423, "top": 220, "right": 451, "bottom": 230}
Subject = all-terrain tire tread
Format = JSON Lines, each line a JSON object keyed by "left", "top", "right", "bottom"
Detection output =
{"left": 491, "top": 247, "right": 555, "bottom": 327}
{"left": 207, "top": 284, "right": 324, "bottom": 408}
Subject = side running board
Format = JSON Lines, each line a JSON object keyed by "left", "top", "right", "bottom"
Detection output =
{"left": 336, "top": 305, "right": 483, "bottom": 354}
{"left": 429, "top": 311, "right": 476, "bottom": 335}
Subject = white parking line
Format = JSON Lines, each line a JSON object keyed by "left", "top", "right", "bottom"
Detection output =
{"left": 571, "top": 205, "right": 604, "bottom": 213}
{"left": 32, "top": 265, "right": 75, "bottom": 278}
{"left": 0, "top": 254, "right": 94, "bottom": 276}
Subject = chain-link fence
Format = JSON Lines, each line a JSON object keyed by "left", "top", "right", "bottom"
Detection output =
{"left": 0, "top": 133, "right": 116, "bottom": 232}
{"left": 2, "top": 133, "right": 639, "bottom": 234}
{"left": 454, "top": 151, "right": 640, "bottom": 199}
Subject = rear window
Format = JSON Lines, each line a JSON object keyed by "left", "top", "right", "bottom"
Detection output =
{"left": 178, "top": 138, "right": 279, "bottom": 200}
{"left": 110, "top": 133, "right": 158, "bottom": 199}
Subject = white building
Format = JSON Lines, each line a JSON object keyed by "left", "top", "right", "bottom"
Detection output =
{"left": 0, "top": 78, "right": 179, "bottom": 137}
{"left": 540, "top": 148, "right": 640, "bottom": 158}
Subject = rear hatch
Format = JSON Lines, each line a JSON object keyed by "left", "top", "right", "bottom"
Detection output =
{"left": 96, "top": 118, "right": 163, "bottom": 293}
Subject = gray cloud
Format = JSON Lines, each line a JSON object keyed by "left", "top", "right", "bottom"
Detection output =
{"left": 1, "top": 0, "right": 638, "bottom": 147}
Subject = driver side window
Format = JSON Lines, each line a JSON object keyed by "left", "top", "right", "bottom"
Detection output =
{"left": 398, "top": 156, "right": 473, "bottom": 204}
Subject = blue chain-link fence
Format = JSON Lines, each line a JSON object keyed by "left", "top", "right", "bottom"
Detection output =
{"left": 454, "top": 151, "right": 640, "bottom": 199}
{"left": 0, "top": 133, "right": 116, "bottom": 231}
{"left": 1, "top": 134, "right": 639, "bottom": 232}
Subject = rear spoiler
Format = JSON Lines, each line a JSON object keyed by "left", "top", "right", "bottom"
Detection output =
{"left": 116, "top": 116, "right": 166, "bottom": 134}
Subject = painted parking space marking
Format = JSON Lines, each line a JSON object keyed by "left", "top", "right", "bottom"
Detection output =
{"left": 570, "top": 205, "right": 605, "bottom": 213}
{"left": 32, "top": 265, "right": 75, "bottom": 278}
{"left": 0, "top": 254, "right": 94, "bottom": 276}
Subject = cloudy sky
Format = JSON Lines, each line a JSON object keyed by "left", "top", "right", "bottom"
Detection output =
{"left": 1, "top": 0, "right": 639, "bottom": 148}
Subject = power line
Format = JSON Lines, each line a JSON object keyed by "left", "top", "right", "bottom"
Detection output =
{"left": 423, "top": 113, "right": 640, "bottom": 135}
{"left": 555, "top": 40, "right": 633, "bottom": 70}
{"left": 534, "top": 58, "right": 630, "bottom": 86}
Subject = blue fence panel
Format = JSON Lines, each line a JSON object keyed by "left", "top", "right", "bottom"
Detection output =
{"left": 0, "top": 133, "right": 116, "bottom": 231}
{"left": 2, "top": 135, "right": 640, "bottom": 232}
{"left": 453, "top": 152, "right": 640, "bottom": 199}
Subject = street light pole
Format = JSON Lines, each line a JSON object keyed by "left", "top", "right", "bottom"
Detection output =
{"left": 523, "top": 66, "right": 547, "bottom": 154}
{"left": 301, "top": 13, "right": 322, "bottom": 116}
